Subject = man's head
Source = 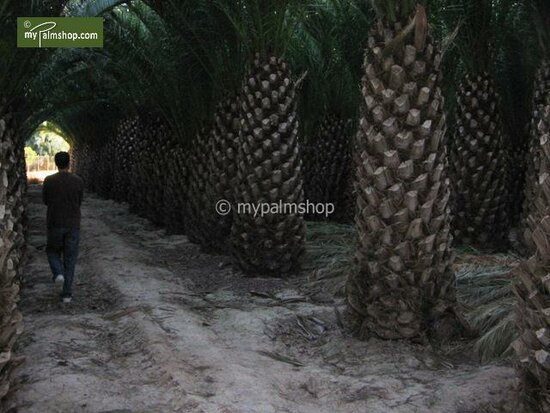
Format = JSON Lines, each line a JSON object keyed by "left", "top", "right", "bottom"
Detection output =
{"left": 54, "top": 151, "right": 70, "bottom": 171}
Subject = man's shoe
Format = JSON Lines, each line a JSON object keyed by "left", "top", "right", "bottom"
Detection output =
{"left": 62, "top": 296, "right": 72, "bottom": 304}
{"left": 54, "top": 274, "right": 64, "bottom": 284}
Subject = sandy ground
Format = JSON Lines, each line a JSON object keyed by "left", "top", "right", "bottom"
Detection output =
{"left": 8, "top": 186, "right": 521, "bottom": 413}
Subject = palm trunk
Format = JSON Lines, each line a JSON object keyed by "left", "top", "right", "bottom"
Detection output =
{"left": 347, "top": 20, "right": 458, "bottom": 340}
{"left": 513, "top": 104, "right": 550, "bottom": 413}
{"left": 165, "top": 145, "right": 188, "bottom": 234}
{"left": 313, "top": 114, "right": 353, "bottom": 221}
{"left": 449, "top": 72, "right": 510, "bottom": 248}
{"left": 185, "top": 95, "right": 241, "bottom": 252}
{"left": 231, "top": 54, "right": 306, "bottom": 275}
{"left": 112, "top": 117, "right": 139, "bottom": 203}
{"left": 204, "top": 96, "right": 241, "bottom": 251}
{"left": 522, "top": 60, "right": 550, "bottom": 252}
{"left": 185, "top": 126, "right": 215, "bottom": 248}
{"left": 0, "top": 101, "right": 26, "bottom": 408}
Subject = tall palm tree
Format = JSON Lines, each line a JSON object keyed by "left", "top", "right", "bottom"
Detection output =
{"left": 346, "top": 0, "right": 459, "bottom": 339}
{"left": 218, "top": 0, "right": 307, "bottom": 274}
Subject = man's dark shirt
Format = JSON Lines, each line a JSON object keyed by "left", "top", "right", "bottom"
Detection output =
{"left": 42, "top": 171, "right": 84, "bottom": 229}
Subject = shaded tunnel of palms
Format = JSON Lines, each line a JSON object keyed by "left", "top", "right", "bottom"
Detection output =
{"left": 0, "top": 0, "right": 549, "bottom": 411}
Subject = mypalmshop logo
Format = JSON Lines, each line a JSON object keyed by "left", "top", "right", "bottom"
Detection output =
{"left": 17, "top": 17, "right": 103, "bottom": 48}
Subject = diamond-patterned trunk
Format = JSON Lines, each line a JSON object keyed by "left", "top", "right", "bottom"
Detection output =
{"left": 522, "top": 61, "right": 550, "bottom": 252}
{"left": 449, "top": 73, "right": 510, "bottom": 247}
{"left": 184, "top": 126, "right": 212, "bottom": 247}
{"left": 0, "top": 102, "right": 26, "bottom": 408}
{"left": 231, "top": 55, "right": 306, "bottom": 275}
{"left": 185, "top": 96, "right": 240, "bottom": 252}
{"left": 346, "top": 24, "right": 456, "bottom": 339}
{"left": 513, "top": 105, "right": 550, "bottom": 413}
{"left": 165, "top": 146, "right": 187, "bottom": 234}
{"left": 112, "top": 117, "right": 140, "bottom": 203}
{"left": 95, "top": 142, "right": 115, "bottom": 199}
{"left": 126, "top": 113, "right": 171, "bottom": 225}
{"left": 312, "top": 114, "right": 353, "bottom": 221}
{"left": 205, "top": 96, "right": 241, "bottom": 251}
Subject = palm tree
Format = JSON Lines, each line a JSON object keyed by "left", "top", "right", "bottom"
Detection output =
{"left": 445, "top": 0, "right": 510, "bottom": 248}
{"left": 514, "top": 105, "right": 550, "bottom": 413}
{"left": 346, "top": 0, "right": 460, "bottom": 340}
{"left": 522, "top": 0, "right": 550, "bottom": 252}
{"left": 216, "top": 0, "right": 307, "bottom": 274}
{"left": 514, "top": 2, "right": 550, "bottom": 411}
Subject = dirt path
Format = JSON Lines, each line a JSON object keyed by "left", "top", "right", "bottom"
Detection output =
{"left": 10, "top": 186, "right": 520, "bottom": 413}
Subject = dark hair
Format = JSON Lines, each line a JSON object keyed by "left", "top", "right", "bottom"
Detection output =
{"left": 54, "top": 151, "right": 70, "bottom": 169}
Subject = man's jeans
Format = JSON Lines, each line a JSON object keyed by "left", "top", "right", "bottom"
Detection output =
{"left": 46, "top": 227, "right": 80, "bottom": 298}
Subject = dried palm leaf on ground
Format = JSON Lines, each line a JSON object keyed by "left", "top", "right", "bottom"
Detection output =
{"left": 456, "top": 264, "right": 517, "bottom": 362}
{"left": 306, "top": 221, "right": 520, "bottom": 362}
{"left": 303, "top": 221, "right": 354, "bottom": 299}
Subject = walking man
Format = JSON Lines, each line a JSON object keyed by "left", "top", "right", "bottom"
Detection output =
{"left": 42, "top": 151, "right": 84, "bottom": 303}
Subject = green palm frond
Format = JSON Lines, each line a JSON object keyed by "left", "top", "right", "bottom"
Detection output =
{"left": 440, "top": 0, "right": 494, "bottom": 73}
{"left": 0, "top": 1, "right": 67, "bottom": 109}
{"left": 211, "top": 0, "right": 306, "bottom": 59}
{"left": 291, "top": 0, "right": 372, "bottom": 136}
{"left": 494, "top": 0, "right": 539, "bottom": 148}
{"left": 65, "top": 0, "right": 131, "bottom": 17}
{"left": 370, "top": 0, "right": 421, "bottom": 24}
{"left": 531, "top": 0, "right": 550, "bottom": 53}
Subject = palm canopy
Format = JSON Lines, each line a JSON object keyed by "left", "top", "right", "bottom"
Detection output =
{"left": 439, "top": 0, "right": 527, "bottom": 75}
{"left": 211, "top": 0, "right": 306, "bottom": 59}
{"left": 27, "top": 0, "right": 218, "bottom": 146}
{"left": 7, "top": 0, "right": 545, "bottom": 153}
{"left": 0, "top": 0, "right": 67, "bottom": 114}
{"left": 531, "top": 0, "right": 550, "bottom": 54}
{"left": 291, "top": 0, "right": 372, "bottom": 136}
{"left": 370, "top": 0, "right": 422, "bottom": 24}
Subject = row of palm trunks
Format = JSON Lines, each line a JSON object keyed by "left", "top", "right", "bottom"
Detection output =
{"left": 70, "top": 82, "right": 550, "bottom": 413}
{"left": 70, "top": 109, "right": 355, "bottom": 271}
{"left": 69, "top": 103, "right": 550, "bottom": 410}
{"left": 71, "top": 117, "right": 348, "bottom": 235}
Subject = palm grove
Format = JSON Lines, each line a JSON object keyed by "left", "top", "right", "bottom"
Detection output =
{"left": 0, "top": 0, "right": 549, "bottom": 411}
